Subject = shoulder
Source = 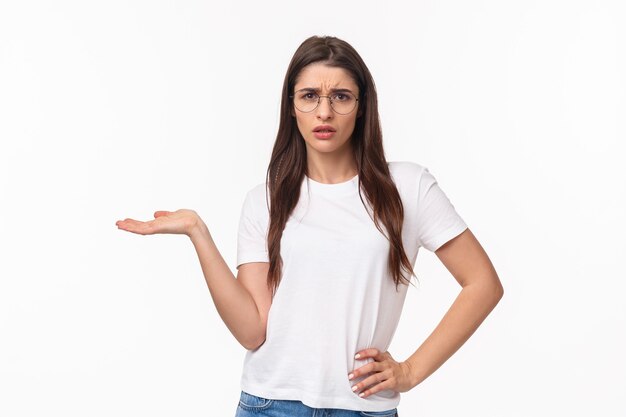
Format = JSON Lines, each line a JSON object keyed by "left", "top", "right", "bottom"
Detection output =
{"left": 246, "top": 181, "right": 268, "bottom": 198}
{"left": 243, "top": 181, "right": 270, "bottom": 215}
{"left": 387, "top": 160, "right": 427, "bottom": 185}
{"left": 385, "top": 161, "right": 430, "bottom": 203}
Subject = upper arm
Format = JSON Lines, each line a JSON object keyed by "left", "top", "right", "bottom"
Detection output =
{"left": 435, "top": 228, "right": 503, "bottom": 295}
{"left": 237, "top": 262, "right": 272, "bottom": 334}
{"left": 236, "top": 186, "right": 272, "bottom": 335}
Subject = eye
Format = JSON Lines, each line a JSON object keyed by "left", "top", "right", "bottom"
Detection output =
{"left": 332, "top": 93, "right": 351, "bottom": 101}
{"left": 299, "top": 92, "right": 318, "bottom": 101}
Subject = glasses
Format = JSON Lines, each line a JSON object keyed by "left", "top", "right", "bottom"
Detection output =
{"left": 290, "top": 89, "right": 359, "bottom": 115}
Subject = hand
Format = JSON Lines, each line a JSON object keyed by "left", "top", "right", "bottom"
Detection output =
{"left": 116, "top": 209, "right": 201, "bottom": 237}
{"left": 348, "top": 348, "right": 415, "bottom": 398}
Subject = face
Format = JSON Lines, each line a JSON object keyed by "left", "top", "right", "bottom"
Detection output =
{"left": 292, "top": 62, "right": 360, "bottom": 157}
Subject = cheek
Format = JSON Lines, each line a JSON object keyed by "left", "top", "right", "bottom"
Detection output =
{"left": 342, "top": 117, "right": 357, "bottom": 136}
{"left": 297, "top": 114, "right": 313, "bottom": 128}
{"left": 294, "top": 116, "right": 309, "bottom": 139}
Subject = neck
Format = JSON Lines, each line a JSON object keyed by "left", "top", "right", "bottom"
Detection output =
{"left": 305, "top": 151, "right": 358, "bottom": 184}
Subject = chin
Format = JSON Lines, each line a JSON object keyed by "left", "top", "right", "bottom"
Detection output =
{"left": 306, "top": 142, "right": 345, "bottom": 154}
{"left": 306, "top": 136, "right": 349, "bottom": 150}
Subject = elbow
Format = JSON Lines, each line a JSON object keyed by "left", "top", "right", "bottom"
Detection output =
{"left": 485, "top": 269, "right": 504, "bottom": 301}
{"left": 475, "top": 275, "right": 503, "bottom": 305}
{"left": 240, "top": 316, "right": 269, "bottom": 350}
{"left": 493, "top": 280, "right": 504, "bottom": 303}
{"left": 242, "top": 332, "right": 267, "bottom": 351}
{"left": 466, "top": 275, "right": 504, "bottom": 302}
{"left": 243, "top": 338, "right": 266, "bottom": 351}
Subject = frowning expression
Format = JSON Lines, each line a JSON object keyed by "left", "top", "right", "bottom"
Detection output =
{"left": 292, "top": 62, "right": 360, "bottom": 156}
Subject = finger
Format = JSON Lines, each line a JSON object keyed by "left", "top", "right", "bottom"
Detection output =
{"left": 116, "top": 219, "right": 135, "bottom": 230}
{"left": 348, "top": 360, "right": 381, "bottom": 380}
{"left": 351, "top": 371, "right": 388, "bottom": 397}
{"left": 116, "top": 217, "right": 137, "bottom": 225}
{"left": 117, "top": 219, "right": 155, "bottom": 235}
{"left": 355, "top": 348, "right": 380, "bottom": 360}
{"left": 356, "top": 378, "right": 392, "bottom": 398}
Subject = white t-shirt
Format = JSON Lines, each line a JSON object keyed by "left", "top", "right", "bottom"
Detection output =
{"left": 235, "top": 161, "right": 468, "bottom": 411}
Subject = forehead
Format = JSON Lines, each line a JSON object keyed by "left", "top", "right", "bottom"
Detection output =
{"left": 294, "top": 62, "right": 358, "bottom": 91}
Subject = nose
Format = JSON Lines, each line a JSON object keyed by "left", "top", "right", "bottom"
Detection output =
{"left": 316, "top": 96, "right": 333, "bottom": 120}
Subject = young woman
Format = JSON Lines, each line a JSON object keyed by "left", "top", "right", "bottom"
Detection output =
{"left": 116, "top": 35, "right": 504, "bottom": 417}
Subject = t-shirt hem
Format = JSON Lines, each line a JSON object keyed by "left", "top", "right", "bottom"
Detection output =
{"left": 239, "top": 382, "right": 400, "bottom": 412}
{"left": 425, "top": 223, "right": 468, "bottom": 252}
{"left": 236, "top": 253, "right": 270, "bottom": 269}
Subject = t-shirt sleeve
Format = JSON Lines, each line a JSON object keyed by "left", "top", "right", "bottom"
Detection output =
{"left": 415, "top": 167, "right": 468, "bottom": 252}
{"left": 236, "top": 189, "right": 270, "bottom": 269}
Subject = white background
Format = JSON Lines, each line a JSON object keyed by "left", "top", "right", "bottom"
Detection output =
{"left": 1, "top": 1, "right": 624, "bottom": 416}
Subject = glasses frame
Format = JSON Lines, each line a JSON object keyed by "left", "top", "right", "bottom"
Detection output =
{"left": 289, "top": 89, "right": 359, "bottom": 115}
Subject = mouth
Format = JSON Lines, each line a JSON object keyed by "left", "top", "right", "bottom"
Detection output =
{"left": 313, "top": 125, "right": 337, "bottom": 133}
{"left": 313, "top": 130, "right": 336, "bottom": 139}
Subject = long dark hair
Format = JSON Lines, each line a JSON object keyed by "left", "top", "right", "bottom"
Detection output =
{"left": 264, "top": 35, "right": 417, "bottom": 298}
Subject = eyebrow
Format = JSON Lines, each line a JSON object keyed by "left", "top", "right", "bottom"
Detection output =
{"left": 295, "top": 87, "right": 355, "bottom": 94}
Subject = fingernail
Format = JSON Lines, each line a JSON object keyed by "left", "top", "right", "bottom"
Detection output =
{"left": 355, "top": 354, "right": 361, "bottom": 359}
{"left": 352, "top": 385, "right": 358, "bottom": 392}
{"left": 359, "top": 393, "right": 365, "bottom": 397}
{"left": 348, "top": 373, "right": 354, "bottom": 379}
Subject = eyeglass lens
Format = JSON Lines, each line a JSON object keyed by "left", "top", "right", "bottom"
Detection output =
{"left": 293, "top": 91, "right": 357, "bottom": 114}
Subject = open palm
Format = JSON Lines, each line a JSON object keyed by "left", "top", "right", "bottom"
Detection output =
{"left": 115, "top": 209, "right": 199, "bottom": 236}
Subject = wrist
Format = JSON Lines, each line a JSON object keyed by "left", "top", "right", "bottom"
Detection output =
{"left": 403, "top": 357, "right": 424, "bottom": 389}
{"left": 188, "top": 217, "right": 209, "bottom": 242}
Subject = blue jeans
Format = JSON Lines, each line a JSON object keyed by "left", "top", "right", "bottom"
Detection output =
{"left": 235, "top": 390, "right": 399, "bottom": 417}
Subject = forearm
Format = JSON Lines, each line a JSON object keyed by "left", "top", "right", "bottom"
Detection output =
{"left": 404, "top": 281, "right": 503, "bottom": 388}
{"left": 188, "top": 220, "right": 264, "bottom": 350}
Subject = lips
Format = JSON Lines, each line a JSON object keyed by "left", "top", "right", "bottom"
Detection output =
{"left": 313, "top": 125, "right": 336, "bottom": 132}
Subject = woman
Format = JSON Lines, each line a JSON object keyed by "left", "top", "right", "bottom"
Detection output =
{"left": 116, "top": 35, "right": 504, "bottom": 417}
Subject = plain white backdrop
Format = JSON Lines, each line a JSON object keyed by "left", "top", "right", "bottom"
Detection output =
{"left": 1, "top": 0, "right": 624, "bottom": 416}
